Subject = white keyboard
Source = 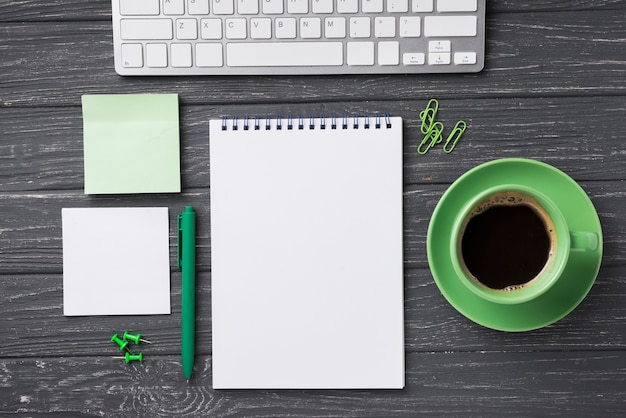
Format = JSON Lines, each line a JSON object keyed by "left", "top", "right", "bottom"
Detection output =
{"left": 112, "top": 0, "right": 485, "bottom": 75}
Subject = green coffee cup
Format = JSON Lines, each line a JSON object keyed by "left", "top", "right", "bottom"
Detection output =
{"left": 427, "top": 159, "right": 603, "bottom": 331}
{"left": 450, "top": 184, "right": 599, "bottom": 305}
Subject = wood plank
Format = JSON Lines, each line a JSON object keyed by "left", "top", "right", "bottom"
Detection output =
{"left": 0, "top": 105, "right": 210, "bottom": 192}
{"left": 1, "top": 263, "right": 624, "bottom": 357}
{"left": 1, "top": 96, "right": 625, "bottom": 193}
{"left": 0, "top": 181, "right": 623, "bottom": 275}
{"left": 0, "top": 271, "right": 209, "bottom": 358}
{"left": 0, "top": 192, "right": 204, "bottom": 274}
{"left": 2, "top": 10, "right": 626, "bottom": 106}
{"left": 1, "top": 351, "right": 625, "bottom": 416}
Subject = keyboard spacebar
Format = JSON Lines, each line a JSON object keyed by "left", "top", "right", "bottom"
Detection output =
{"left": 226, "top": 42, "right": 343, "bottom": 67}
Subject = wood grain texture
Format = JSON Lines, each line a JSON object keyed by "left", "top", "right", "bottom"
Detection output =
{"left": 0, "top": 181, "right": 623, "bottom": 275}
{"left": 1, "top": 263, "right": 625, "bottom": 360}
{"left": 2, "top": 11, "right": 626, "bottom": 107}
{"left": 1, "top": 352, "right": 626, "bottom": 417}
{"left": 1, "top": 0, "right": 625, "bottom": 416}
{"left": 1, "top": 96, "right": 625, "bottom": 193}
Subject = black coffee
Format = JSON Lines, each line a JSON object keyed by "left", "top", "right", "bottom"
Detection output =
{"left": 460, "top": 193, "right": 554, "bottom": 290}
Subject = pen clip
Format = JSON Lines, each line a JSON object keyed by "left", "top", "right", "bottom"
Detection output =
{"left": 177, "top": 214, "right": 183, "bottom": 269}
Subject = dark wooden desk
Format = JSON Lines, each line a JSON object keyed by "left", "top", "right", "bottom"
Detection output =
{"left": 1, "top": 1, "right": 625, "bottom": 416}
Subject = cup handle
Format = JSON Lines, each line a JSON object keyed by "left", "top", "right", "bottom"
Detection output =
{"left": 570, "top": 231, "right": 600, "bottom": 252}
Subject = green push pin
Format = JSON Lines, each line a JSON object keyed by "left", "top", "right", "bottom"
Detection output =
{"left": 124, "top": 352, "right": 143, "bottom": 364}
{"left": 123, "top": 331, "right": 152, "bottom": 345}
{"left": 111, "top": 333, "right": 129, "bottom": 351}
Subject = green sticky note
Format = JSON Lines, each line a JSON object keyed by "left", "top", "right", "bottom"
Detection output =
{"left": 81, "top": 94, "right": 181, "bottom": 194}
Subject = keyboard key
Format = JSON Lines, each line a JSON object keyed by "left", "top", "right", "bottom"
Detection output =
{"left": 225, "top": 18, "right": 247, "bottom": 39}
{"left": 188, "top": 0, "right": 210, "bottom": 14}
{"left": 196, "top": 43, "right": 224, "bottom": 66}
{"left": 350, "top": 17, "right": 371, "bottom": 38}
{"left": 325, "top": 17, "right": 346, "bottom": 38}
{"left": 121, "top": 19, "right": 173, "bottom": 40}
{"left": 163, "top": 0, "right": 185, "bottom": 15}
{"left": 412, "top": 0, "right": 432, "bottom": 12}
{"left": 378, "top": 41, "right": 399, "bottom": 65}
{"left": 399, "top": 16, "right": 420, "bottom": 37}
{"left": 238, "top": 0, "right": 259, "bottom": 14}
{"left": 424, "top": 16, "right": 477, "bottom": 37}
{"left": 403, "top": 52, "right": 425, "bottom": 65}
{"left": 429, "top": 40, "right": 450, "bottom": 52}
{"left": 177, "top": 19, "right": 198, "bottom": 39}
{"left": 251, "top": 18, "right": 272, "bottom": 39}
{"left": 454, "top": 52, "right": 477, "bottom": 64}
{"left": 289, "top": 0, "right": 309, "bottom": 14}
{"left": 121, "top": 43, "right": 144, "bottom": 67}
{"left": 263, "top": 0, "right": 284, "bottom": 14}
{"left": 387, "top": 0, "right": 408, "bottom": 13}
{"left": 301, "top": 18, "right": 322, "bottom": 38}
{"left": 119, "top": 0, "right": 160, "bottom": 16}
{"left": 337, "top": 0, "right": 358, "bottom": 13}
{"left": 171, "top": 43, "right": 193, "bottom": 66}
{"left": 312, "top": 0, "right": 334, "bottom": 14}
{"left": 375, "top": 17, "right": 395, "bottom": 38}
{"left": 213, "top": 0, "right": 235, "bottom": 14}
{"left": 201, "top": 18, "right": 223, "bottom": 39}
{"left": 226, "top": 42, "right": 343, "bottom": 66}
{"left": 146, "top": 43, "right": 168, "bottom": 67}
{"left": 437, "top": 0, "right": 477, "bottom": 12}
{"left": 347, "top": 42, "right": 374, "bottom": 65}
{"left": 362, "top": 0, "right": 383, "bottom": 13}
{"left": 276, "top": 18, "right": 297, "bottom": 38}
{"left": 429, "top": 52, "right": 450, "bottom": 65}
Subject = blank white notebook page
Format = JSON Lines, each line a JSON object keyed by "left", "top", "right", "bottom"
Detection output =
{"left": 209, "top": 116, "right": 405, "bottom": 389}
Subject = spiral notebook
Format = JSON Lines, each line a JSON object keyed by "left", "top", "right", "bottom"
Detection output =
{"left": 210, "top": 115, "right": 405, "bottom": 389}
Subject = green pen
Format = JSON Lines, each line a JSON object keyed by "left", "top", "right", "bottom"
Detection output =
{"left": 178, "top": 206, "right": 196, "bottom": 380}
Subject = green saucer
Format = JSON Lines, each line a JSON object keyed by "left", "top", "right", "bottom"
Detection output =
{"left": 427, "top": 158, "right": 603, "bottom": 331}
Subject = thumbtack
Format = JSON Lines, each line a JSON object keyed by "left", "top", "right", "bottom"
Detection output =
{"left": 111, "top": 333, "right": 129, "bottom": 351}
{"left": 123, "top": 331, "right": 152, "bottom": 345}
{"left": 124, "top": 352, "right": 143, "bottom": 364}
{"left": 113, "top": 352, "right": 144, "bottom": 363}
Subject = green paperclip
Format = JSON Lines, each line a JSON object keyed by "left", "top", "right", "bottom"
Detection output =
{"left": 443, "top": 120, "right": 467, "bottom": 154}
{"left": 419, "top": 99, "right": 439, "bottom": 134}
{"left": 417, "top": 121, "right": 444, "bottom": 155}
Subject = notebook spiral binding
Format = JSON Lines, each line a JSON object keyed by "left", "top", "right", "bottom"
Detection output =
{"left": 221, "top": 113, "right": 393, "bottom": 131}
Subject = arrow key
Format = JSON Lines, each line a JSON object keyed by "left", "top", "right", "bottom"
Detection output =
{"left": 454, "top": 52, "right": 477, "bottom": 65}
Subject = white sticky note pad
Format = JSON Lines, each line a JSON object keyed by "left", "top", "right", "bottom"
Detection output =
{"left": 62, "top": 207, "right": 171, "bottom": 316}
